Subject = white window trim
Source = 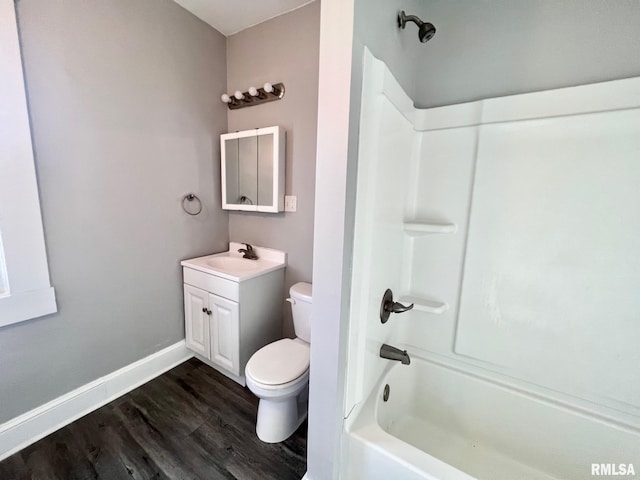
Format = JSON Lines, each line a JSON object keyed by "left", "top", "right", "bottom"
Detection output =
{"left": 0, "top": 0, "right": 56, "bottom": 327}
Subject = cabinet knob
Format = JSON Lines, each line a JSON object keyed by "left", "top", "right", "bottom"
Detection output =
{"left": 206, "top": 309, "right": 212, "bottom": 315}
{"left": 202, "top": 307, "right": 207, "bottom": 313}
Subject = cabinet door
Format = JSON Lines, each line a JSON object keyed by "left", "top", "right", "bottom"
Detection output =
{"left": 223, "top": 138, "right": 240, "bottom": 205}
{"left": 238, "top": 135, "right": 258, "bottom": 206}
{"left": 209, "top": 293, "right": 240, "bottom": 375}
{"left": 184, "top": 285, "right": 210, "bottom": 357}
{"left": 257, "top": 132, "right": 274, "bottom": 207}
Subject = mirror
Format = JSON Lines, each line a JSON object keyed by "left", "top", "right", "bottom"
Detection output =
{"left": 221, "top": 126, "right": 285, "bottom": 212}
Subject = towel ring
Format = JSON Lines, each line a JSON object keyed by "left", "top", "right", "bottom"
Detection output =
{"left": 182, "top": 193, "right": 202, "bottom": 216}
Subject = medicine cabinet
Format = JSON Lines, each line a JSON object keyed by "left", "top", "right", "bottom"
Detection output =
{"left": 221, "top": 126, "right": 285, "bottom": 213}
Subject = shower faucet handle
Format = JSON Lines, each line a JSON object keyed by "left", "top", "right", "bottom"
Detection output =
{"left": 380, "top": 289, "right": 414, "bottom": 323}
{"left": 387, "top": 301, "right": 413, "bottom": 313}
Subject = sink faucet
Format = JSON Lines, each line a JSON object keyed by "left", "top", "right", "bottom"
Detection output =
{"left": 380, "top": 344, "right": 410, "bottom": 365}
{"left": 238, "top": 243, "right": 258, "bottom": 260}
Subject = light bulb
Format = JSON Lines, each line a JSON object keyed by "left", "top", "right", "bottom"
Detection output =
{"left": 221, "top": 93, "right": 231, "bottom": 103}
{"left": 248, "top": 86, "right": 259, "bottom": 97}
{"left": 263, "top": 82, "right": 273, "bottom": 93}
{"left": 234, "top": 90, "right": 244, "bottom": 100}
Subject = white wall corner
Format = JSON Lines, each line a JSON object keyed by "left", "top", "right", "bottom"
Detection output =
{"left": 0, "top": 340, "right": 193, "bottom": 461}
{"left": 308, "top": 0, "right": 356, "bottom": 478}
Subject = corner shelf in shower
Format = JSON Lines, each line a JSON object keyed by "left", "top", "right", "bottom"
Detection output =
{"left": 403, "top": 221, "right": 457, "bottom": 236}
{"left": 399, "top": 295, "right": 449, "bottom": 314}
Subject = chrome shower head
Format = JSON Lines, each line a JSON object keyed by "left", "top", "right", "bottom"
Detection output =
{"left": 398, "top": 10, "right": 436, "bottom": 43}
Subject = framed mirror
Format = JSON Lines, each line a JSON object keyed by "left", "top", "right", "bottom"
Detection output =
{"left": 221, "top": 126, "right": 285, "bottom": 212}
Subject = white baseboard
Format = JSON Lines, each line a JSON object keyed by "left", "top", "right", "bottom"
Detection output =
{"left": 0, "top": 340, "right": 193, "bottom": 461}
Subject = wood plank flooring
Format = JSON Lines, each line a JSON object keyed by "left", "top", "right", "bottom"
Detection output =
{"left": 0, "top": 358, "right": 307, "bottom": 480}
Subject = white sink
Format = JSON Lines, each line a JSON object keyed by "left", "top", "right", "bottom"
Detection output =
{"left": 205, "top": 256, "right": 261, "bottom": 273}
{"left": 181, "top": 242, "right": 287, "bottom": 282}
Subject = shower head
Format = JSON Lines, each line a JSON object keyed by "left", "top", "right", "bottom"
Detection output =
{"left": 398, "top": 10, "right": 436, "bottom": 43}
{"left": 418, "top": 22, "right": 436, "bottom": 43}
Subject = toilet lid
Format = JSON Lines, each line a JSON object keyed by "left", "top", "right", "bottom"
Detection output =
{"left": 246, "top": 338, "right": 310, "bottom": 386}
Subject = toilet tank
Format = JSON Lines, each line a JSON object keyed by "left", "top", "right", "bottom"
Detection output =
{"left": 289, "top": 282, "right": 312, "bottom": 343}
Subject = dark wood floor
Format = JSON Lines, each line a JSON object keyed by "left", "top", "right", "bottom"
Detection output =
{"left": 0, "top": 358, "right": 307, "bottom": 480}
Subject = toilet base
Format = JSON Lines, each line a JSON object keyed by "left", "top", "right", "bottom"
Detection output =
{"left": 255, "top": 385, "right": 308, "bottom": 443}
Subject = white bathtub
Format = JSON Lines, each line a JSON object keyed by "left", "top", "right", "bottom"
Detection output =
{"left": 345, "top": 354, "right": 640, "bottom": 480}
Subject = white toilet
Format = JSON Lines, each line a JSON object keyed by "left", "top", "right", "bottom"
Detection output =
{"left": 245, "top": 282, "right": 312, "bottom": 443}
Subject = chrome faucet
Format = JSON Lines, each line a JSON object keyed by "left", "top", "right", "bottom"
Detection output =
{"left": 380, "top": 344, "right": 410, "bottom": 365}
{"left": 238, "top": 243, "right": 258, "bottom": 260}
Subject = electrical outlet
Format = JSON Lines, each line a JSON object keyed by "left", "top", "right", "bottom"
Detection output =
{"left": 284, "top": 195, "right": 297, "bottom": 212}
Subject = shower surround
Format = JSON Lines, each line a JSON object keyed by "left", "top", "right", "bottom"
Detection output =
{"left": 342, "top": 48, "right": 640, "bottom": 479}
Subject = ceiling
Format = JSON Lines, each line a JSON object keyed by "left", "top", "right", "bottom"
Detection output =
{"left": 173, "top": 0, "right": 315, "bottom": 36}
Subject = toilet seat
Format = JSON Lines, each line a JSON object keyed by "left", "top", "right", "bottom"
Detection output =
{"left": 246, "top": 338, "right": 310, "bottom": 387}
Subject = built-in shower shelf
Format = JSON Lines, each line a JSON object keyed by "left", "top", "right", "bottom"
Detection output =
{"left": 403, "top": 221, "right": 457, "bottom": 236}
{"left": 399, "top": 295, "right": 449, "bottom": 314}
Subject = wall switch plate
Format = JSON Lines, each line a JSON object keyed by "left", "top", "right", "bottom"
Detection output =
{"left": 284, "top": 195, "right": 297, "bottom": 212}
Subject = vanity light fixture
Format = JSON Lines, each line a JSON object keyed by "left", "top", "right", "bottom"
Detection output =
{"left": 221, "top": 82, "right": 285, "bottom": 110}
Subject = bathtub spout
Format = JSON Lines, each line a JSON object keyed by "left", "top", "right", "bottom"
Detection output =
{"left": 380, "top": 344, "right": 410, "bottom": 365}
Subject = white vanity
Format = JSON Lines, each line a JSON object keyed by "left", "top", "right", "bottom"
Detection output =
{"left": 181, "top": 242, "right": 286, "bottom": 385}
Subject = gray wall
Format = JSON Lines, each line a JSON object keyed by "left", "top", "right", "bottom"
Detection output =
{"left": 356, "top": 0, "right": 640, "bottom": 108}
{"left": 226, "top": 2, "right": 320, "bottom": 337}
{"left": 353, "top": 0, "right": 427, "bottom": 107}
{"left": 0, "top": 0, "right": 228, "bottom": 423}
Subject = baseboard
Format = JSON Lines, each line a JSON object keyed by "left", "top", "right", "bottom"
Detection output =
{"left": 0, "top": 340, "right": 194, "bottom": 461}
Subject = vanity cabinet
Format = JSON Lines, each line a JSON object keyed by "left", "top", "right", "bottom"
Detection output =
{"left": 221, "top": 126, "right": 285, "bottom": 213}
{"left": 184, "top": 285, "right": 239, "bottom": 373}
{"left": 181, "top": 243, "right": 286, "bottom": 385}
